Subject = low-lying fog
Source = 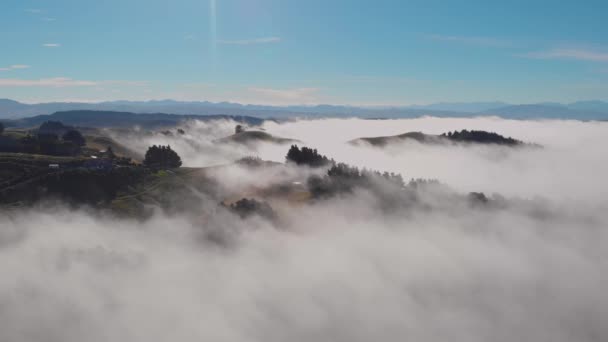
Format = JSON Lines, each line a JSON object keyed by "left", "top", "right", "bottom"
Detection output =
{"left": 3, "top": 117, "right": 608, "bottom": 341}
{"left": 115, "top": 117, "right": 608, "bottom": 201}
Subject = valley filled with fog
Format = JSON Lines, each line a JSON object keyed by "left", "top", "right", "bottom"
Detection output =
{"left": 3, "top": 117, "right": 608, "bottom": 342}
{"left": 113, "top": 117, "right": 608, "bottom": 201}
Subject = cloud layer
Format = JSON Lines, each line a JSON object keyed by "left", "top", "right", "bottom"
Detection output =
{"left": 3, "top": 117, "right": 608, "bottom": 341}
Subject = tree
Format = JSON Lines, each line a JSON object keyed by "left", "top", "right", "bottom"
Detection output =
{"left": 38, "top": 121, "right": 69, "bottom": 135}
{"left": 62, "top": 130, "right": 86, "bottom": 146}
{"left": 0, "top": 122, "right": 4, "bottom": 135}
{"left": 105, "top": 146, "right": 116, "bottom": 159}
{"left": 235, "top": 125, "right": 244, "bottom": 134}
{"left": 144, "top": 145, "right": 182, "bottom": 169}
{"left": 286, "top": 145, "right": 332, "bottom": 167}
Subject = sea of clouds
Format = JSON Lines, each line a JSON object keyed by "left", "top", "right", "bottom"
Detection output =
{"left": 3, "top": 117, "right": 608, "bottom": 341}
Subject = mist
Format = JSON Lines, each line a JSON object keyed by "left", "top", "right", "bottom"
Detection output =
{"left": 3, "top": 117, "right": 608, "bottom": 341}
{"left": 113, "top": 116, "right": 608, "bottom": 201}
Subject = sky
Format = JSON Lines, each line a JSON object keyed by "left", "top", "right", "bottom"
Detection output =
{"left": 1, "top": 0, "right": 607, "bottom": 105}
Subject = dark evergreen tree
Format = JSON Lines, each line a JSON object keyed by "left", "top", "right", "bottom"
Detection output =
{"left": 62, "top": 130, "right": 86, "bottom": 146}
{"left": 143, "top": 145, "right": 182, "bottom": 169}
{"left": 235, "top": 125, "right": 244, "bottom": 134}
{"left": 440, "top": 129, "right": 522, "bottom": 145}
{"left": 286, "top": 145, "right": 332, "bottom": 167}
{"left": 0, "top": 122, "right": 4, "bottom": 135}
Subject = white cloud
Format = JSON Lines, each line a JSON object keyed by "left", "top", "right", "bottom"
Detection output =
{"left": 218, "top": 37, "right": 281, "bottom": 45}
{"left": 42, "top": 43, "right": 61, "bottom": 47}
{"left": 3, "top": 118, "right": 608, "bottom": 342}
{"left": 524, "top": 48, "right": 608, "bottom": 62}
{"left": 0, "top": 78, "right": 149, "bottom": 88}
{"left": 0, "top": 77, "right": 97, "bottom": 87}
{"left": 102, "top": 80, "right": 150, "bottom": 87}
{"left": 426, "top": 34, "right": 512, "bottom": 47}
{"left": 0, "top": 64, "right": 31, "bottom": 72}
{"left": 24, "top": 9, "right": 42, "bottom": 13}
{"left": 43, "top": 17, "right": 56, "bottom": 22}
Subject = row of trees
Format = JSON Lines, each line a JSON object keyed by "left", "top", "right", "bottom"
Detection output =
{"left": 0, "top": 132, "right": 85, "bottom": 156}
{"left": 284, "top": 145, "right": 406, "bottom": 199}
{"left": 308, "top": 162, "right": 405, "bottom": 198}
{"left": 0, "top": 119, "right": 87, "bottom": 156}
{"left": 441, "top": 130, "right": 522, "bottom": 146}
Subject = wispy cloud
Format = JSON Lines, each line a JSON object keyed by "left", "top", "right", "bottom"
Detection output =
{"left": 426, "top": 34, "right": 512, "bottom": 48}
{"left": 523, "top": 47, "right": 608, "bottom": 62}
{"left": 43, "top": 17, "right": 56, "bottom": 22}
{"left": 25, "top": 9, "right": 42, "bottom": 14}
{"left": 218, "top": 37, "right": 281, "bottom": 45}
{"left": 42, "top": 43, "right": 61, "bottom": 48}
{"left": 0, "top": 64, "right": 31, "bottom": 71}
{"left": 0, "top": 77, "right": 96, "bottom": 87}
{"left": 0, "top": 78, "right": 149, "bottom": 88}
{"left": 103, "top": 80, "right": 150, "bottom": 87}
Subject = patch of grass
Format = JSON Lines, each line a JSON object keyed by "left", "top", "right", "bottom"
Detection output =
{"left": 84, "top": 134, "right": 141, "bottom": 160}
{"left": 155, "top": 170, "right": 169, "bottom": 177}
{"left": 3, "top": 130, "right": 28, "bottom": 140}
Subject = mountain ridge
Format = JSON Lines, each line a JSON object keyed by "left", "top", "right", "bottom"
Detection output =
{"left": 1, "top": 99, "right": 608, "bottom": 121}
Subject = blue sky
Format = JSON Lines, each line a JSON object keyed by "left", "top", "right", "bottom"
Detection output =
{"left": 1, "top": 0, "right": 607, "bottom": 105}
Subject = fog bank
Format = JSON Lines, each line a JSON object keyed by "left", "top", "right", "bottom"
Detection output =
{"left": 3, "top": 117, "right": 608, "bottom": 341}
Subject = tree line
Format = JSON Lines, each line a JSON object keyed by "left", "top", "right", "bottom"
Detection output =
{"left": 441, "top": 129, "right": 522, "bottom": 145}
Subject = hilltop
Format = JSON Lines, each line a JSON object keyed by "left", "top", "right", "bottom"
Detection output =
{"left": 4, "top": 110, "right": 265, "bottom": 129}
{"left": 216, "top": 130, "right": 298, "bottom": 145}
{"left": 350, "top": 130, "right": 526, "bottom": 147}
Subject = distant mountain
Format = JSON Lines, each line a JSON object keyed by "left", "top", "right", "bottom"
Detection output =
{"left": 483, "top": 104, "right": 608, "bottom": 120}
{"left": 1, "top": 99, "right": 607, "bottom": 121}
{"left": 567, "top": 100, "right": 608, "bottom": 112}
{"left": 0, "top": 100, "right": 308, "bottom": 120}
{"left": 407, "top": 101, "right": 510, "bottom": 113}
{"left": 7, "top": 110, "right": 265, "bottom": 129}
{"left": 0, "top": 99, "right": 478, "bottom": 120}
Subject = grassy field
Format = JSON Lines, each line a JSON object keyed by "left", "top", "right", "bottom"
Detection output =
{"left": 3, "top": 129, "right": 29, "bottom": 140}
{"left": 85, "top": 134, "right": 142, "bottom": 161}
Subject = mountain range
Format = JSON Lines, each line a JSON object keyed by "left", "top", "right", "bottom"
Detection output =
{"left": 1, "top": 99, "right": 608, "bottom": 121}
